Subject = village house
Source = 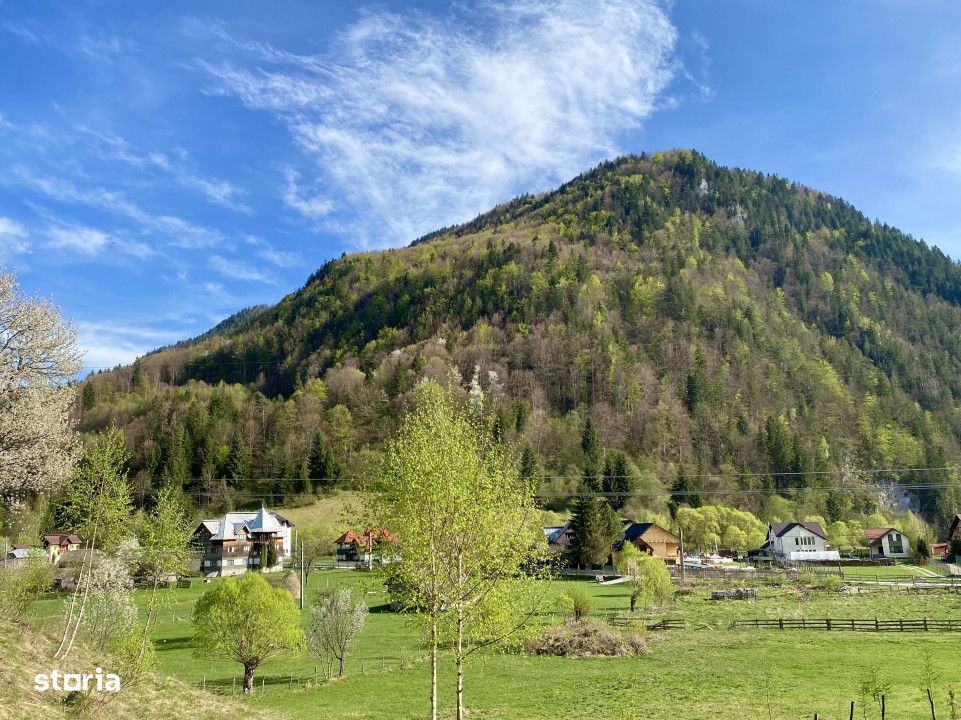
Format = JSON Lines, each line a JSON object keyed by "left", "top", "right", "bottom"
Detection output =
{"left": 543, "top": 525, "right": 574, "bottom": 555}
{"left": 612, "top": 522, "right": 681, "bottom": 566}
{"left": 334, "top": 528, "right": 399, "bottom": 567}
{"left": 192, "top": 506, "right": 293, "bottom": 577}
{"left": 5, "top": 544, "right": 45, "bottom": 568}
{"left": 763, "top": 521, "right": 838, "bottom": 561}
{"left": 42, "top": 533, "right": 81, "bottom": 563}
{"left": 949, "top": 514, "right": 961, "bottom": 542}
{"left": 864, "top": 527, "right": 911, "bottom": 558}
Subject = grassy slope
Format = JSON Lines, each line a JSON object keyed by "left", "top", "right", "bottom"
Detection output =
{"left": 0, "top": 616, "right": 282, "bottom": 720}
{"left": 33, "top": 571, "right": 960, "bottom": 720}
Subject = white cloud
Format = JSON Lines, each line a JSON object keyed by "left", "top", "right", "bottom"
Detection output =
{"left": 13, "top": 166, "right": 225, "bottom": 248}
{"left": 76, "top": 320, "right": 195, "bottom": 369}
{"left": 0, "top": 216, "right": 29, "bottom": 254}
{"left": 209, "top": 254, "right": 277, "bottom": 283}
{"left": 46, "top": 226, "right": 110, "bottom": 254}
{"left": 281, "top": 167, "right": 332, "bottom": 220}
{"left": 198, "top": 0, "right": 679, "bottom": 247}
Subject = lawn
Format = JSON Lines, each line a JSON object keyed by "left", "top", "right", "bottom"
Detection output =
{"left": 30, "top": 571, "right": 961, "bottom": 720}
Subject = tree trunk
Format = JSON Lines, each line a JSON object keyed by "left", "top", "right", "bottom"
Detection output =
{"left": 140, "top": 573, "right": 160, "bottom": 659}
{"left": 456, "top": 603, "right": 464, "bottom": 720}
{"left": 430, "top": 614, "right": 438, "bottom": 720}
{"left": 630, "top": 592, "right": 636, "bottom": 613}
{"left": 338, "top": 655, "right": 345, "bottom": 678}
{"left": 243, "top": 663, "right": 256, "bottom": 694}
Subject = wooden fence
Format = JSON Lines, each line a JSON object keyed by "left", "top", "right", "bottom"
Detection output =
{"left": 608, "top": 616, "right": 685, "bottom": 630}
{"left": 730, "top": 617, "right": 961, "bottom": 632}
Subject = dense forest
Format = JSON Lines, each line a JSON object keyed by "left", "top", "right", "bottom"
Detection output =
{"left": 77, "top": 150, "right": 961, "bottom": 530}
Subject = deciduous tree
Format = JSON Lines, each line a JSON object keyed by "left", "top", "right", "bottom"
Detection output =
{"left": 193, "top": 572, "right": 304, "bottom": 693}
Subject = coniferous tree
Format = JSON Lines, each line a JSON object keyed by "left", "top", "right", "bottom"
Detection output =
{"left": 228, "top": 432, "right": 252, "bottom": 483}
{"left": 603, "top": 451, "right": 633, "bottom": 511}
{"left": 308, "top": 432, "right": 340, "bottom": 493}
{"left": 518, "top": 445, "right": 540, "bottom": 486}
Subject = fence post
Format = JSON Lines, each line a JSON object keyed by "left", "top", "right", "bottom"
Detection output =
{"left": 850, "top": 700, "right": 855, "bottom": 720}
{"left": 261, "top": 676, "right": 265, "bottom": 693}
{"left": 928, "top": 688, "right": 937, "bottom": 719}
{"left": 202, "top": 676, "right": 206, "bottom": 691}
{"left": 881, "top": 695, "right": 885, "bottom": 720}
{"left": 232, "top": 677, "right": 236, "bottom": 694}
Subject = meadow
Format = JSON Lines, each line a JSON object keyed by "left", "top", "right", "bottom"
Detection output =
{"left": 31, "top": 568, "right": 960, "bottom": 720}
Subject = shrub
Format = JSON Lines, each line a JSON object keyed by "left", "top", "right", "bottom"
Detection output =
{"left": 557, "top": 585, "right": 593, "bottom": 619}
{"left": 525, "top": 619, "right": 647, "bottom": 657}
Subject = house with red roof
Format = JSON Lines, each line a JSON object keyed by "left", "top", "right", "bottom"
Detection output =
{"left": 42, "top": 533, "right": 81, "bottom": 563}
{"left": 864, "top": 527, "right": 911, "bottom": 558}
{"left": 335, "top": 528, "right": 399, "bottom": 567}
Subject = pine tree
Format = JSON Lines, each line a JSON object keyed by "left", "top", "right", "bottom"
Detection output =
{"left": 308, "top": 431, "right": 340, "bottom": 493}
{"left": 603, "top": 451, "right": 633, "bottom": 511}
{"left": 228, "top": 432, "right": 252, "bottom": 483}
{"left": 518, "top": 445, "right": 540, "bottom": 488}
{"left": 581, "top": 417, "right": 600, "bottom": 472}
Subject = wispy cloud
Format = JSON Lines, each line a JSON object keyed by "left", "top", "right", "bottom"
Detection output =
{"left": 209, "top": 254, "right": 277, "bottom": 283}
{"left": 244, "top": 234, "right": 302, "bottom": 267}
{"left": 77, "top": 32, "right": 134, "bottom": 63}
{"left": 76, "top": 319, "right": 196, "bottom": 370}
{"left": 197, "top": 0, "right": 679, "bottom": 246}
{"left": 0, "top": 216, "right": 29, "bottom": 254}
{"left": 12, "top": 165, "right": 225, "bottom": 248}
{"left": 46, "top": 226, "right": 110, "bottom": 255}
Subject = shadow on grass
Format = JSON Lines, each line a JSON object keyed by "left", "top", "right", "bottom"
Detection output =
{"left": 154, "top": 635, "right": 194, "bottom": 651}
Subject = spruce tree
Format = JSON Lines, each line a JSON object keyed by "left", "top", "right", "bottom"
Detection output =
{"left": 603, "top": 451, "right": 633, "bottom": 511}
{"left": 518, "top": 445, "right": 540, "bottom": 488}
{"left": 308, "top": 431, "right": 340, "bottom": 493}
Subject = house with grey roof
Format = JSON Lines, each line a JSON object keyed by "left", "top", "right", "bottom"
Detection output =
{"left": 191, "top": 506, "right": 293, "bottom": 577}
{"left": 763, "top": 521, "right": 839, "bottom": 561}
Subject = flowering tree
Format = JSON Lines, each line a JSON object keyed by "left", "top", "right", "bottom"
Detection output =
{"left": 306, "top": 587, "right": 368, "bottom": 678}
{"left": 0, "top": 269, "right": 81, "bottom": 499}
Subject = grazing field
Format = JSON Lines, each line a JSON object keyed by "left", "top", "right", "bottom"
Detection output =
{"left": 29, "top": 569, "right": 961, "bottom": 720}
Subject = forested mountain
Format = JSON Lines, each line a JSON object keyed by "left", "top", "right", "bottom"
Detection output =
{"left": 78, "top": 150, "right": 961, "bottom": 527}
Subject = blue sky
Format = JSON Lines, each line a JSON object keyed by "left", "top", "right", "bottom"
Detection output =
{"left": 0, "top": 0, "right": 958, "bottom": 370}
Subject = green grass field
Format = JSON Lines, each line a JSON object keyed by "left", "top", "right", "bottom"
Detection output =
{"left": 30, "top": 571, "right": 961, "bottom": 720}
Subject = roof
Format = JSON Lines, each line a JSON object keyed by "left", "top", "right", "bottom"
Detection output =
{"left": 335, "top": 528, "right": 399, "bottom": 546}
{"left": 864, "top": 528, "right": 898, "bottom": 543}
{"left": 195, "top": 507, "right": 292, "bottom": 542}
{"left": 769, "top": 522, "right": 825, "bottom": 539}
{"left": 42, "top": 533, "right": 81, "bottom": 546}
{"left": 543, "top": 526, "right": 569, "bottom": 543}
{"left": 8, "top": 548, "right": 44, "bottom": 559}
{"left": 949, "top": 514, "right": 961, "bottom": 539}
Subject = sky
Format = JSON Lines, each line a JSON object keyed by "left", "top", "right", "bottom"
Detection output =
{"left": 0, "top": 0, "right": 958, "bottom": 371}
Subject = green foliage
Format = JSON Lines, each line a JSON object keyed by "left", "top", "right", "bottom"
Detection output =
{"left": 617, "top": 548, "right": 674, "bottom": 611}
{"left": 192, "top": 572, "right": 304, "bottom": 692}
{"left": 557, "top": 585, "right": 593, "bottom": 620}
{"left": 56, "top": 428, "right": 133, "bottom": 551}
{"left": 76, "top": 150, "right": 961, "bottom": 528}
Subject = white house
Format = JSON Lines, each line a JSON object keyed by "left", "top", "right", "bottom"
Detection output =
{"left": 764, "top": 521, "right": 839, "bottom": 561}
{"left": 192, "top": 507, "right": 293, "bottom": 577}
{"left": 864, "top": 527, "right": 911, "bottom": 558}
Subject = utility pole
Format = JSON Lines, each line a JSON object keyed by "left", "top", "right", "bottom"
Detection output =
{"left": 678, "top": 527, "right": 686, "bottom": 583}
{"left": 300, "top": 540, "right": 305, "bottom": 610}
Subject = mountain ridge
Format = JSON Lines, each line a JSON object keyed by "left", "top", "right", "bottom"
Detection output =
{"left": 79, "top": 149, "right": 961, "bottom": 527}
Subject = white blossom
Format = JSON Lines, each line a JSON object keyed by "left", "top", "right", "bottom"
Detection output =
{"left": 0, "top": 270, "right": 81, "bottom": 497}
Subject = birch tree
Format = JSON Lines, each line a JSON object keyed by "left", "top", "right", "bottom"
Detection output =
{"left": 0, "top": 269, "right": 81, "bottom": 498}
{"left": 135, "top": 484, "right": 193, "bottom": 658}
{"left": 375, "top": 381, "right": 546, "bottom": 720}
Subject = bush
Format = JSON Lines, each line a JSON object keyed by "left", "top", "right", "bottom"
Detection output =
{"left": 525, "top": 619, "right": 647, "bottom": 657}
{"left": 557, "top": 585, "right": 593, "bottom": 619}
